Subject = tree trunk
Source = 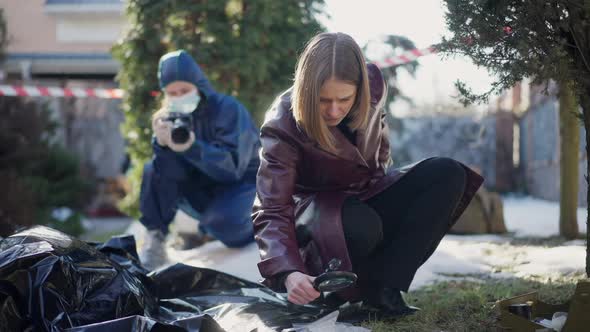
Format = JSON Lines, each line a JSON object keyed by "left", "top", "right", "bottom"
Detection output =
{"left": 580, "top": 90, "right": 590, "bottom": 278}
{"left": 559, "top": 80, "right": 580, "bottom": 239}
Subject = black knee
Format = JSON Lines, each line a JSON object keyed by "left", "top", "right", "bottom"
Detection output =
{"left": 341, "top": 197, "right": 383, "bottom": 259}
{"left": 429, "top": 157, "right": 466, "bottom": 192}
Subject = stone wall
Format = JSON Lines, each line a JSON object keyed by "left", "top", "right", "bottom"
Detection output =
{"left": 389, "top": 113, "right": 504, "bottom": 190}
{"left": 26, "top": 79, "right": 128, "bottom": 180}
{"left": 58, "top": 92, "right": 126, "bottom": 179}
{"left": 519, "top": 96, "right": 587, "bottom": 206}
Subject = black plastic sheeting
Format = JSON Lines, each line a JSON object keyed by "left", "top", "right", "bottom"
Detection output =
{"left": 0, "top": 227, "right": 355, "bottom": 332}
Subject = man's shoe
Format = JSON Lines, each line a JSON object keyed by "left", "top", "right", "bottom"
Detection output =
{"left": 368, "top": 287, "right": 420, "bottom": 318}
{"left": 139, "top": 229, "right": 169, "bottom": 271}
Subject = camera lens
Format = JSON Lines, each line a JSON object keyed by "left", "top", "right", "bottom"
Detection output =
{"left": 168, "top": 115, "right": 193, "bottom": 145}
{"left": 171, "top": 126, "right": 190, "bottom": 144}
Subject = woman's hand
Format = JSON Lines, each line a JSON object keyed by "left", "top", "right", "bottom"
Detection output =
{"left": 285, "top": 271, "right": 320, "bottom": 305}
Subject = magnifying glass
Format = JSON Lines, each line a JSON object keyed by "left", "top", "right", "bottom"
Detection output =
{"left": 313, "top": 270, "right": 357, "bottom": 292}
{"left": 312, "top": 258, "right": 358, "bottom": 292}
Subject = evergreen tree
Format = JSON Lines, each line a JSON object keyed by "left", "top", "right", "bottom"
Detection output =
{"left": 0, "top": 8, "right": 89, "bottom": 237}
{"left": 0, "top": 97, "right": 91, "bottom": 237}
{"left": 440, "top": 0, "right": 590, "bottom": 272}
{"left": 112, "top": 0, "right": 326, "bottom": 218}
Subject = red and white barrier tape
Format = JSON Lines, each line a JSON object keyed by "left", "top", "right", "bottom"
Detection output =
{"left": 0, "top": 85, "right": 124, "bottom": 99}
{"left": 372, "top": 46, "right": 436, "bottom": 69}
{"left": 0, "top": 47, "right": 436, "bottom": 99}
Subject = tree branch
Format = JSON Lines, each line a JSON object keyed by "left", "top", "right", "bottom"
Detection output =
{"left": 569, "top": 24, "right": 590, "bottom": 72}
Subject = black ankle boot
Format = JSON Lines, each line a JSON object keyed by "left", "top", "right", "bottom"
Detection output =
{"left": 368, "top": 287, "right": 420, "bottom": 318}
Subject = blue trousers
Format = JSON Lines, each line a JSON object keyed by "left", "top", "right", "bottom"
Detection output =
{"left": 139, "top": 161, "right": 255, "bottom": 247}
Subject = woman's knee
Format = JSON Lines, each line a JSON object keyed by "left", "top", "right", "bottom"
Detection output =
{"left": 341, "top": 197, "right": 383, "bottom": 256}
{"left": 427, "top": 157, "right": 466, "bottom": 189}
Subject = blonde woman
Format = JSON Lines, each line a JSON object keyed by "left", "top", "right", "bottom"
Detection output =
{"left": 253, "top": 33, "right": 483, "bottom": 318}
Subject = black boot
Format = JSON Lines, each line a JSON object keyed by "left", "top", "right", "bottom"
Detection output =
{"left": 367, "top": 287, "right": 420, "bottom": 318}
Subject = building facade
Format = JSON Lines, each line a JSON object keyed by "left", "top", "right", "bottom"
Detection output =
{"left": 1, "top": 0, "right": 125, "bottom": 78}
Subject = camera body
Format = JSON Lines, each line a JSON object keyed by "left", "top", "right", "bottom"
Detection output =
{"left": 164, "top": 112, "right": 193, "bottom": 145}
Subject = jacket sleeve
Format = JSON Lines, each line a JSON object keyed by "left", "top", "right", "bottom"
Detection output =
{"left": 179, "top": 96, "right": 258, "bottom": 183}
{"left": 252, "top": 124, "right": 308, "bottom": 283}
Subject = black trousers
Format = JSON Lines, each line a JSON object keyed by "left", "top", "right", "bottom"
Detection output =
{"left": 341, "top": 157, "right": 467, "bottom": 293}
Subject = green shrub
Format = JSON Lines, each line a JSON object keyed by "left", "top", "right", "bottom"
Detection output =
{"left": 112, "top": 0, "right": 326, "bottom": 218}
{"left": 0, "top": 97, "right": 91, "bottom": 237}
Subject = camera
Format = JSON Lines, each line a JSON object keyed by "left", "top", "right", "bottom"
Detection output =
{"left": 164, "top": 112, "right": 193, "bottom": 145}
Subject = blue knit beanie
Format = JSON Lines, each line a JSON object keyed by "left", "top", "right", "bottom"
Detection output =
{"left": 157, "top": 50, "right": 200, "bottom": 90}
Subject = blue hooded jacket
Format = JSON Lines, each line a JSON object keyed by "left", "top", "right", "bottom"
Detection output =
{"left": 152, "top": 50, "right": 260, "bottom": 185}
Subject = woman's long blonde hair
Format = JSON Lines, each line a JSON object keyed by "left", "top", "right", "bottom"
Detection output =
{"left": 292, "top": 32, "right": 370, "bottom": 153}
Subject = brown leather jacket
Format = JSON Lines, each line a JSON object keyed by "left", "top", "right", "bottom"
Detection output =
{"left": 252, "top": 64, "right": 483, "bottom": 295}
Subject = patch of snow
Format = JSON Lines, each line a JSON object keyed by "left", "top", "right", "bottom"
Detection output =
{"left": 171, "top": 241, "right": 263, "bottom": 282}
{"left": 503, "top": 195, "right": 588, "bottom": 237}
{"left": 411, "top": 237, "right": 585, "bottom": 290}
{"left": 128, "top": 195, "right": 587, "bottom": 293}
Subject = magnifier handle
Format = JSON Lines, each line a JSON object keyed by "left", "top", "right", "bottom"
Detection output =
{"left": 326, "top": 258, "right": 342, "bottom": 273}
